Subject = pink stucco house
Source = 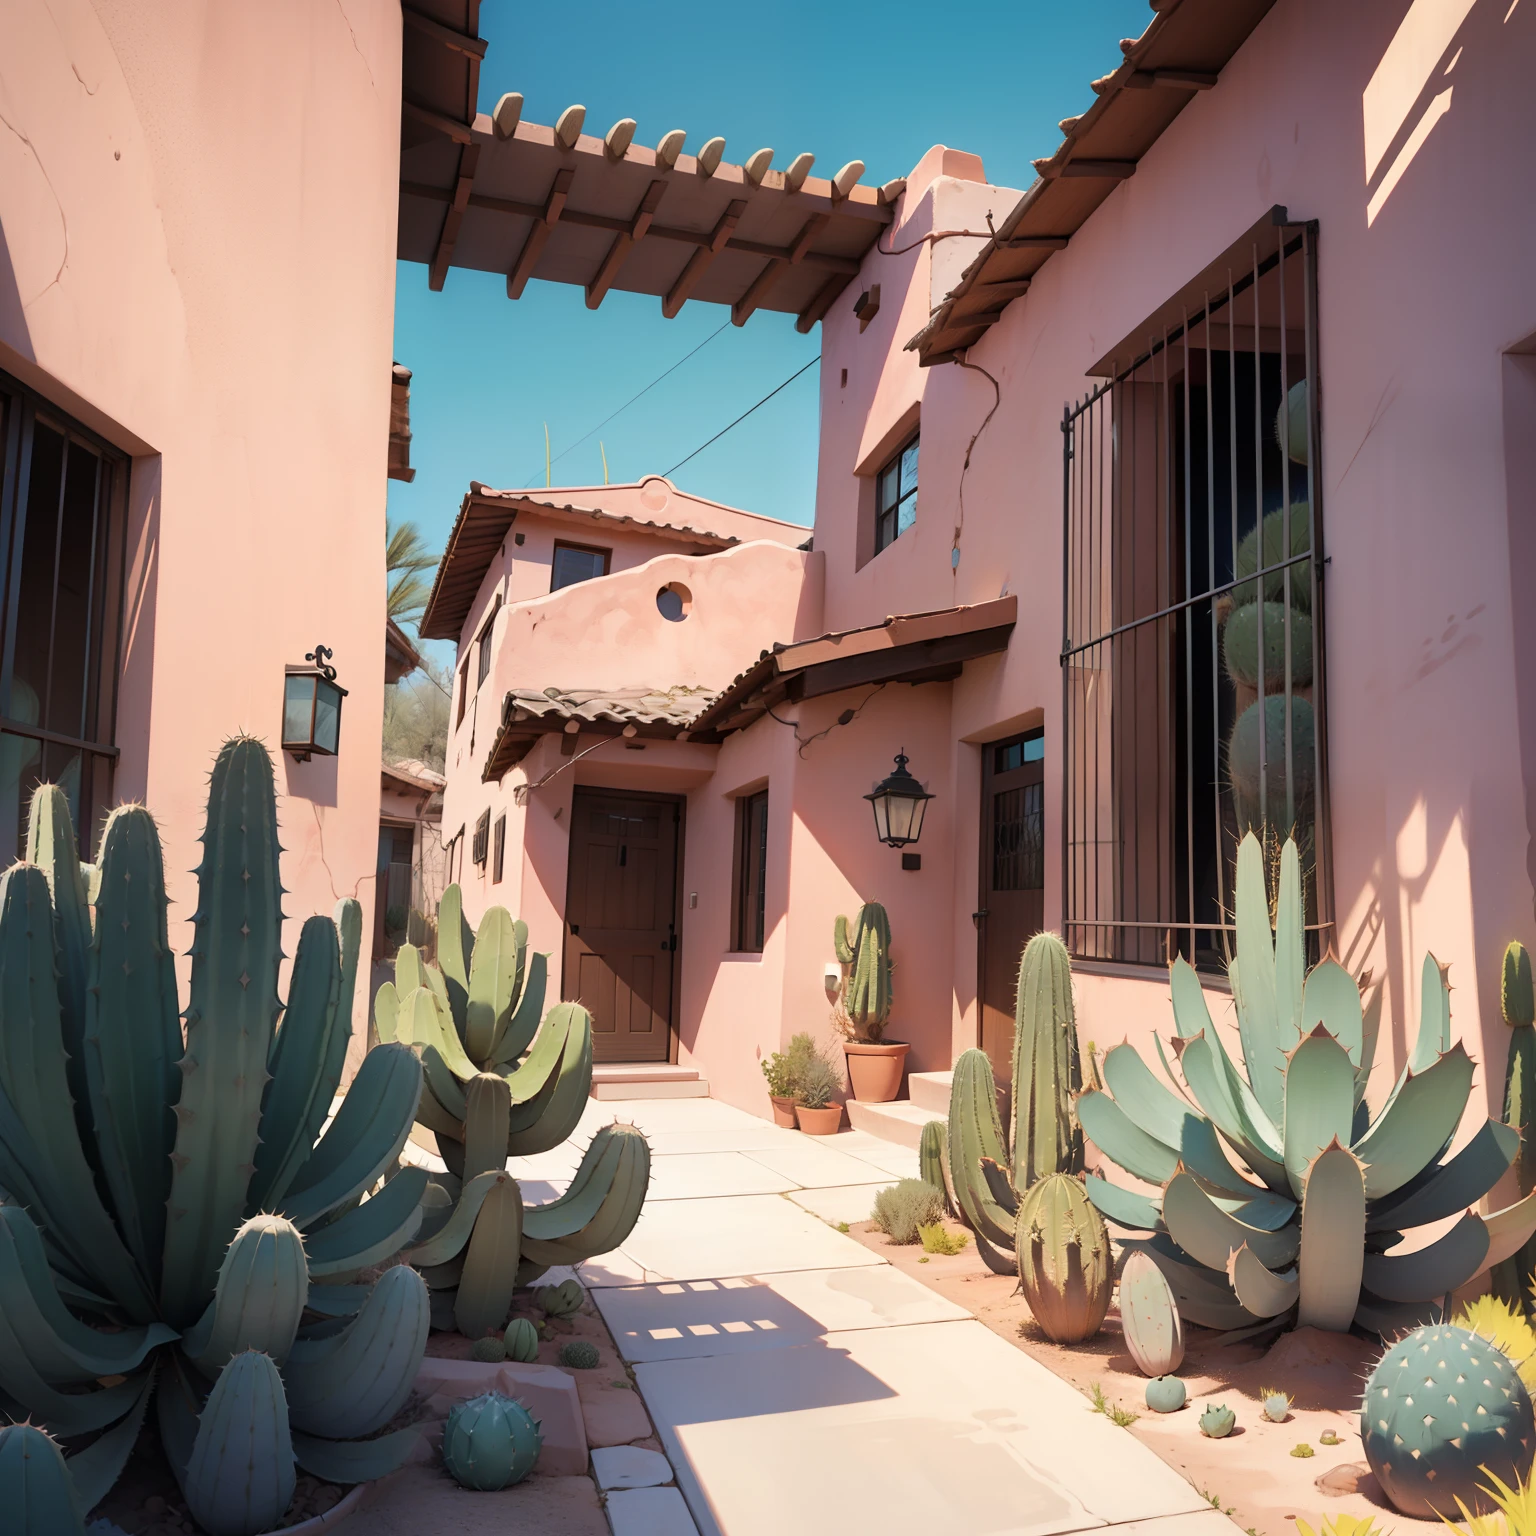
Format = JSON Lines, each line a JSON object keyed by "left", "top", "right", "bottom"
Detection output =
{"left": 425, "top": 0, "right": 1536, "bottom": 1136}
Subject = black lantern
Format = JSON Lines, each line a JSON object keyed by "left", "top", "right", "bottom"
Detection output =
{"left": 864, "top": 750, "right": 933, "bottom": 848}
{"left": 283, "top": 645, "right": 347, "bottom": 761}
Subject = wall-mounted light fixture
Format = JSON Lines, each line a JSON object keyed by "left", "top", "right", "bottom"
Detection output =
{"left": 283, "top": 644, "right": 347, "bottom": 761}
{"left": 865, "top": 750, "right": 933, "bottom": 849}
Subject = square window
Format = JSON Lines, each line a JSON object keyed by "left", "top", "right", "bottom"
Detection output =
{"left": 551, "top": 543, "right": 611, "bottom": 592}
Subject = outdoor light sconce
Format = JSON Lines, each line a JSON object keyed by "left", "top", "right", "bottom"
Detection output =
{"left": 865, "top": 750, "right": 933, "bottom": 851}
{"left": 282, "top": 645, "right": 347, "bottom": 762}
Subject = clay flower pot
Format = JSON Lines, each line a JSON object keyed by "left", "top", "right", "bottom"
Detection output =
{"left": 768, "top": 1094, "right": 798, "bottom": 1129}
{"left": 795, "top": 1103, "right": 843, "bottom": 1135}
{"left": 843, "top": 1041, "right": 910, "bottom": 1103}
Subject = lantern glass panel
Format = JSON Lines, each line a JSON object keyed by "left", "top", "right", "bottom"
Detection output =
{"left": 313, "top": 679, "right": 342, "bottom": 755}
{"left": 283, "top": 675, "right": 316, "bottom": 748}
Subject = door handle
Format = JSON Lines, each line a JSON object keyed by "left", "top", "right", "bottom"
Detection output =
{"left": 972, "top": 909, "right": 989, "bottom": 929}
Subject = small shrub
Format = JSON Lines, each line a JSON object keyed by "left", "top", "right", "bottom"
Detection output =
{"left": 918, "top": 1222, "right": 967, "bottom": 1256}
{"left": 558, "top": 1340, "right": 600, "bottom": 1370}
{"left": 1088, "top": 1381, "right": 1138, "bottom": 1427}
{"left": 871, "top": 1180, "right": 945, "bottom": 1245}
{"left": 797, "top": 1052, "right": 842, "bottom": 1110}
{"left": 1291, "top": 1443, "right": 1315, "bottom": 1458}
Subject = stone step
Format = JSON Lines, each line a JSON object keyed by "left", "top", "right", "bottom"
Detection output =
{"left": 845, "top": 1097, "right": 943, "bottom": 1148}
{"left": 590, "top": 1063, "right": 709, "bottom": 1101}
{"left": 908, "top": 1070, "right": 953, "bottom": 1114}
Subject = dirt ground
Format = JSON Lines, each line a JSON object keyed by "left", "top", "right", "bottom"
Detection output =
{"left": 849, "top": 1217, "right": 1427, "bottom": 1536}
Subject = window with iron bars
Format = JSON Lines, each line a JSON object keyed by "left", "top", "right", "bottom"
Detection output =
{"left": 1060, "top": 211, "right": 1330, "bottom": 971}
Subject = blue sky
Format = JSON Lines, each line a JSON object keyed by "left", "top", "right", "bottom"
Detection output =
{"left": 388, "top": 1, "right": 1149, "bottom": 574}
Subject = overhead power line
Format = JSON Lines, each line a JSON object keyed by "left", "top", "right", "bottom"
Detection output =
{"left": 662, "top": 355, "right": 821, "bottom": 478}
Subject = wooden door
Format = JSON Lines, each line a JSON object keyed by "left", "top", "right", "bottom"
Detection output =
{"left": 977, "top": 731, "right": 1046, "bottom": 1079}
{"left": 564, "top": 789, "right": 680, "bottom": 1063}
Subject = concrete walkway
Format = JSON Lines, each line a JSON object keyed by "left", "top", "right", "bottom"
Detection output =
{"left": 529, "top": 1096, "right": 1241, "bottom": 1536}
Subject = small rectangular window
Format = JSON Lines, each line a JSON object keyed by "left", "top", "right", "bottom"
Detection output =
{"left": 492, "top": 814, "right": 506, "bottom": 884}
{"left": 476, "top": 596, "right": 502, "bottom": 690}
{"left": 456, "top": 658, "right": 470, "bottom": 726}
{"left": 875, "top": 433, "right": 918, "bottom": 554}
{"left": 732, "top": 790, "right": 769, "bottom": 952}
{"left": 471, "top": 809, "right": 490, "bottom": 868}
{"left": 550, "top": 542, "right": 611, "bottom": 592}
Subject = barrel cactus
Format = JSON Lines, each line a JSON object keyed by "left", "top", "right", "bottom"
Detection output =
{"left": 534, "top": 1278, "right": 585, "bottom": 1317}
{"left": 0, "top": 744, "right": 431, "bottom": 1535}
{"left": 380, "top": 890, "right": 650, "bottom": 1339}
{"left": 1221, "top": 601, "right": 1313, "bottom": 693}
{"left": 471, "top": 1335, "right": 507, "bottom": 1363}
{"left": 1119, "top": 1250, "right": 1184, "bottom": 1378}
{"left": 1492, "top": 940, "right": 1536, "bottom": 1313}
{"left": 1144, "top": 1376, "right": 1186, "bottom": 1413}
{"left": 505, "top": 1317, "right": 540, "bottom": 1362}
{"left": 833, "top": 903, "right": 893, "bottom": 1041}
{"left": 559, "top": 1339, "right": 600, "bottom": 1369}
{"left": 1227, "top": 695, "right": 1316, "bottom": 833}
{"left": 1015, "top": 1174, "right": 1111, "bottom": 1343}
{"left": 441, "top": 1392, "right": 543, "bottom": 1491}
{"left": 1261, "top": 1390, "right": 1292, "bottom": 1423}
{"left": 1361, "top": 1323, "right": 1536, "bottom": 1518}
{"left": 1081, "top": 831, "right": 1536, "bottom": 1337}
{"left": 946, "top": 932, "right": 1082, "bottom": 1273}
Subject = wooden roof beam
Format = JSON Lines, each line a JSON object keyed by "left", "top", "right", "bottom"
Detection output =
{"left": 402, "top": 98, "right": 474, "bottom": 145}
{"left": 731, "top": 212, "right": 829, "bottom": 327}
{"left": 1125, "top": 68, "right": 1219, "bottom": 89}
{"left": 663, "top": 200, "right": 746, "bottom": 318}
{"left": 586, "top": 179, "right": 667, "bottom": 310}
{"left": 429, "top": 143, "right": 481, "bottom": 292}
{"left": 507, "top": 167, "right": 575, "bottom": 300}
{"left": 796, "top": 271, "right": 851, "bottom": 334}
{"left": 401, "top": 7, "right": 487, "bottom": 58}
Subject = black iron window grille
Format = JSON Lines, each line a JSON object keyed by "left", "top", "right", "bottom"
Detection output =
{"left": 0, "top": 370, "right": 129, "bottom": 861}
{"left": 1060, "top": 210, "right": 1330, "bottom": 970}
{"left": 875, "top": 433, "right": 919, "bottom": 554}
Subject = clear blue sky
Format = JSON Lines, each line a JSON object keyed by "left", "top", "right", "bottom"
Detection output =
{"left": 388, "top": 1, "right": 1149, "bottom": 570}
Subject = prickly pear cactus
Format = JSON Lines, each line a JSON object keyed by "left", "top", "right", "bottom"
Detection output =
{"left": 1118, "top": 1250, "right": 1184, "bottom": 1378}
{"left": 1200, "top": 1403, "right": 1236, "bottom": 1439}
{"left": 505, "top": 1317, "right": 540, "bottom": 1363}
{"left": 1144, "top": 1376, "right": 1186, "bottom": 1413}
{"left": 1361, "top": 1323, "right": 1536, "bottom": 1518}
{"left": 1014, "top": 1174, "right": 1110, "bottom": 1344}
{"left": 442, "top": 1391, "right": 543, "bottom": 1492}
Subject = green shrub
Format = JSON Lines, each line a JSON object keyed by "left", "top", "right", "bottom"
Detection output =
{"left": 872, "top": 1179, "right": 945, "bottom": 1244}
{"left": 918, "top": 1222, "right": 968, "bottom": 1256}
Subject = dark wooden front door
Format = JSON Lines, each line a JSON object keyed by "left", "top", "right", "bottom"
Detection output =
{"left": 564, "top": 789, "right": 680, "bottom": 1063}
{"left": 977, "top": 730, "right": 1045, "bottom": 1079}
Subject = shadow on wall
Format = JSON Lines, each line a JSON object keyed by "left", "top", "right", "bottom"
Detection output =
{"left": 1505, "top": 346, "right": 1536, "bottom": 932}
{"left": 0, "top": 220, "right": 33, "bottom": 363}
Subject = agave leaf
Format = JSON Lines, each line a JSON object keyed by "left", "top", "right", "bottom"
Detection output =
{"left": 292, "top": 1426, "right": 421, "bottom": 1485}
{"left": 1296, "top": 1141, "right": 1365, "bottom": 1330}
{"left": 454, "top": 1173, "right": 523, "bottom": 1338}
{"left": 464, "top": 908, "right": 520, "bottom": 1062}
{"left": 1075, "top": 1089, "right": 1179, "bottom": 1186}
{"left": 493, "top": 950, "right": 547, "bottom": 1067}
{"left": 1411, "top": 952, "right": 1452, "bottom": 1072}
{"left": 521, "top": 1131, "right": 626, "bottom": 1242}
{"left": 1173, "top": 1030, "right": 1288, "bottom": 1189}
{"left": 1084, "top": 1174, "right": 1163, "bottom": 1232}
{"left": 1228, "top": 1243, "right": 1300, "bottom": 1318}
{"left": 1352, "top": 1289, "right": 1445, "bottom": 1336}
{"left": 464, "top": 1073, "right": 512, "bottom": 1181}
{"left": 507, "top": 1004, "right": 592, "bottom": 1156}
{"left": 521, "top": 1123, "right": 651, "bottom": 1264}
{"left": 436, "top": 884, "right": 473, "bottom": 1037}
{"left": 67, "top": 1366, "right": 156, "bottom": 1517}
{"left": 375, "top": 981, "right": 401, "bottom": 1044}
{"left": 1361, "top": 1211, "right": 1488, "bottom": 1302}
{"left": 0, "top": 1297, "right": 150, "bottom": 1435}
{"left": 1302, "top": 958, "right": 1364, "bottom": 1068}
{"left": 304, "top": 1167, "right": 428, "bottom": 1277}
{"left": 400, "top": 1170, "right": 504, "bottom": 1268}
{"left": 398, "top": 985, "right": 477, "bottom": 1083}
{"left": 301, "top": 1284, "right": 371, "bottom": 1318}
{"left": 1273, "top": 841, "right": 1305, "bottom": 1053}
{"left": 1358, "top": 978, "right": 1384, "bottom": 1107}
{"left": 1282, "top": 1028, "right": 1356, "bottom": 1199}
{"left": 1368, "top": 1117, "right": 1518, "bottom": 1233}
{"left": 394, "top": 944, "right": 424, "bottom": 996}
{"left": 1231, "top": 833, "right": 1285, "bottom": 1122}
{"left": 421, "top": 1042, "right": 469, "bottom": 1123}
{"left": 1163, "top": 1170, "right": 1299, "bottom": 1270}
{"left": 1101, "top": 1043, "right": 1199, "bottom": 1149}
{"left": 1118, "top": 1235, "right": 1261, "bottom": 1330}
{"left": 1179, "top": 1115, "right": 1273, "bottom": 1201}
{"left": 1351, "top": 1042, "right": 1475, "bottom": 1199}
{"left": 1211, "top": 1189, "right": 1299, "bottom": 1230}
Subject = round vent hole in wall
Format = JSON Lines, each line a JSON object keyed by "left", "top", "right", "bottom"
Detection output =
{"left": 657, "top": 583, "right": 692, "bottom": 621}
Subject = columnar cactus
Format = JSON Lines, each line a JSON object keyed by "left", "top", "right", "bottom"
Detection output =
{"left": 1361, "top": 1323, "right": 1536, "bottom": 1518}
{"left": 1082, "top": 833, "right": 1536, "bottom": 1336}
{"left": 0, "top": 742, "right": 432, "bottom": 1535}
{"left": 1493, "top": 940, "right": 1536, "bottom": 1312}
{"left": 1118, "top": 1251, "right": 1185, "bottom": 1378}
{"left": 0, "top": 1423, "right": 90, "bottom": 1535}
{"left": 442, "top": 1392, "right": 543, "bottom": 1491}
{"left": 918, "top": 1119, "right": 952, "bottom": 1215}
{"left": 1014, "top": 1174, "right": 1111, "bottom": 1343}
{"left": 834, "top": 903, "right": 893, "bottom": 1041}
{"left": 379, "top": 897, "right": 650, "bottom": 1339}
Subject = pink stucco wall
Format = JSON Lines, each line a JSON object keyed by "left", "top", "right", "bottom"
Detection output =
{"left": 0, "top": 0, "right": 402, "bottom": 1049}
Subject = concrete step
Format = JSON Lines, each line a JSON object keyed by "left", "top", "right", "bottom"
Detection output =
{"left": 908, "top": 1070, "right": 953, "bottom": 1114}
{"left": 590, "top": 1064, "right": 709, "bottom": 1101}
{"left": 845, "top": 1097, "right": 943, "bottom": 1149}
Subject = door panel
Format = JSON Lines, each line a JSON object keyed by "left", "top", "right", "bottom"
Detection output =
{"left": 977, "top": 731, "right": 1045, "bottom": 1079}
{"left": 564, "top": 789, "right": 680, "bottom": 1063}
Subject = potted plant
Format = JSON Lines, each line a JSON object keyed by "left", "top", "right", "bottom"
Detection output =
{"left": 794, "top": 1040, "right": 844, "bottom": 1135}
{"left": 831, "top": 903, "right": 910, "bottom": 1102}
{"left": 760, "top": 1035, "right": 813, "bottom": 1129}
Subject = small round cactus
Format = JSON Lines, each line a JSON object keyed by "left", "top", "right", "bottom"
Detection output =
{"left": 1144, "top": 1376, "right": 1186, "bottom": 1413}
{"left": 442, "top": 1391, "right": 543, "bottom": 1491}
{"left": 471, "top": 1334, "right": 507, "bottom": 1363}
{"left": 505, "top": 1317, "right": 540, "bottom": 1363}
{"left": 1290, "top": 1443, "right": 1314, "bottom": 1458}
{"left": 1260, "top": 1389, "right": 1292, "bottom": 1423}
{"left": 1199, "top": 1403, "right": 1236, "bottom": 1439}
{"left": 534, "top": 1278, "right": 584, "bottom": 1317}
{"left": 559, "top": 1339, "right": 600, "bottom": 1370}
{"left": 1319, "top": 1430, "right": 1340, "bottom": 1446}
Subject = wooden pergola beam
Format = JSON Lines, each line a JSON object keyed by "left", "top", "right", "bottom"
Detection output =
{"left": 429, "top": 143, "right": 481, "bottom": 292}
{"left": 586, "top": 179, "right": 668, "bottom": 310}
{"left": 401, "top": 7, "right": 487, "bottom": 58}
{"left": 795, "top": 271, "right": 851, "bottom": 334}
{"left": 507, "top": 168, "right": 575, "bottom": 300}
{"left": 402, "top": 98, "right": 474, "bottom": 146}
{"left": 732, "top": 212, "right": 829, "bottom": 327}
{"left": 662, "top": 200, "right": 746, "bottom": 318}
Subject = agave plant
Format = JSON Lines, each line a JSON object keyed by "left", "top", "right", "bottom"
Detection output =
{"left": 0, "top": 740, "right": 430, "bottom": 1535}
{"left": 1081, "top": 832, "right": 1536, "bottom": 1336}
{"left": 377, "top": 889, "right": 650, "bottom": 1339}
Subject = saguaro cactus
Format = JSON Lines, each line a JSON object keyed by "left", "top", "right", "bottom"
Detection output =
{"left": 834, "top": 903, "right": 894, "bottom": 1041}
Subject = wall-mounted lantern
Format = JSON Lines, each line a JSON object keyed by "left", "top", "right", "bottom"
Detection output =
{"left": 865, "top": 750, "right": 933, "bottom": 849}
{"left": 283, "top": 644, "right": 347, "bottom": 761}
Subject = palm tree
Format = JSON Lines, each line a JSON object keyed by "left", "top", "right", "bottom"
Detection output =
{"left": 387, "top": 518, "right": 438, "bottom": 630}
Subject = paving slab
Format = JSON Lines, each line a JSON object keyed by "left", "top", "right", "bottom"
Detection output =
{"left": 635, "top": 1320, "right": 1221, "bottom": 1536}
{"left": 646, "top": 1152, "right": 797, "bottom": 1201}
{"left": 580, "top": 1250, "right": 660, "bottom": 1288}
{"left": 606, "top": 1486, "right": 700, "bottom": 1536}
{"left": 595, "top": 1267, "right": 969, "bottom": 1363}
{"left": 329, "top": 1467, "right": 608, "bottom": 1535}
{"left": 739, "top": 1138, "right": 907, "bottom": 1188}
{"left": 633, "top": 1127, "right": 804, "bottom": 1156}
{"left": 591, "top": 1445, "right": 674, "bottom": 1490}
{"left": 785, "top": 1182, "right": 897, "bottom": 1227}
{"left": 612, "top": 1195, "right": 886, "bottom": 1283}
{"left": 820, "top": 1130, "right": 922, "bottom": 1179}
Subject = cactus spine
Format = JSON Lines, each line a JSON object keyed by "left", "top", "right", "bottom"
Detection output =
{"left": 1014, "top": 1174, "right": 1111, "bottom": 1343}
{"left": 833, "top": 904, "right": 893, "bottom": 1041}
{"left": 442, "top": 1391, "right": 543, "bottom": 1491}
{"left": 1493, "top": 940, "right": 1536, "bottom": 1313}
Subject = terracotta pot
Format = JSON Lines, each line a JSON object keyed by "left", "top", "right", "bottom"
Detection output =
{"left": 843, "top": 1041, "right": 910, "bottom": 1103}
{"left": 795, "top": 1103, "right": 843, "bottom": 1135}
{"left": 768, "top": 1094, "right": 798, "bottom": 1129}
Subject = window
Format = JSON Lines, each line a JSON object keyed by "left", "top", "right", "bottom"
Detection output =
{"left": 476, "top": 596, "right": 501, "bottom": 690}
{"left": 456, "top": 657, "right": 470, "bottom": 727}
{"left": 875, "top": 433, "right": 918, "bottom": 553}
{"left": 492, "top": 813, "right": 506, "bottom": 883}
{"left": 1062, "top": 213, "right": 1327, "bottom": 970}
{"left": 471, "top": 809, "right": 490, "bottom": 868}
{"left": 0, "top": 371, "right": 129, "bottom": 861}
{"left": 550, "top": 542, "right": 610, "bottom": 592}
{"left": 991, "top": 732, "right": 1045, "bottom": 892}
{"left": 731, "top": 789, "right": 769, "bottom": 953}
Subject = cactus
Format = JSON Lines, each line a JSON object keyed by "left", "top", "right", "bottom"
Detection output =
{"left": 558, "top": 1339, "right": 599, "bottom": 1369}
{"left": 871, "top": 1179, "right": 946, "bottom": 1245}
{"left": 1261, "top": 1390, "right": 1292, "bottom": 1423}
{"left": 383, "top": 892, "right": 650, "bottom": 1335}
{"left": 0, "top": 1422, "right": 88, "bottom": 1535}
{"left": 534, "top": 1278, "right": 585, "bottom": 1318}
{"left": 833, "top": 903, "right": 893, "bottom": 1042}
{"left": 0, "top": 745, "right": 431, "bottom": 1533}
{"left": 1200, "top": 1403, "right": 1236, "bottom": 1439}
{"left": 1082, "top": 831, "right": 1536, "bottom": 1337}
{"left": 1455, "top": 1293, "right": 1536, "bottom": 1389}
{"left": 1014, "top": 1174, "right": 1111, "bottom": 1344}
{"left": 1319, "top": 1431, "right": 1340, "bottom": 1446}
{"left": 1119, "top": 1251, "right": 1184, "bottom": 1378}
{"left": 1291, "top": 1443, "right": 1314, "bottom": 1458}
{"left": 504, "top": 1317, "right": 540, "bottom": 1362}
{"left": 1231, "top": 503, "right": 1312, "bottom": 612}
{"left": 1361, "top": 1323, "right": 1536, "bottom": 1518}
{"left": 1144, "top": 1376, "right": 1186, "bottom": 1413}
{"left": 1222, "top": 601, "right": 1314, "bottom": 693}
{"left": 945, "top": 932, "right": 1082, "bottom": 1275}
{"left": 1493, "top": 940, "right": 1536, "bottom": 1312}
{"left": 918, "top": 1119, "right": 951, "bottom": 1214}
{"left": 472, "top": 1335, "right": 507, "bottom": 1363}
{"left": 1227, "top": 695, "right": 1316, "bottom": 833}
{"left": 442, "top": 1391, "right": 543, "bottom": 1491}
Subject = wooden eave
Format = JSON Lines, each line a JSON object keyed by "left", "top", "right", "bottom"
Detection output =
{"left": 909, "top": 0, "right": 1277, "bottom": 364}
{"left": 480, "top": 710, "right": 693, "bottom": 782}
